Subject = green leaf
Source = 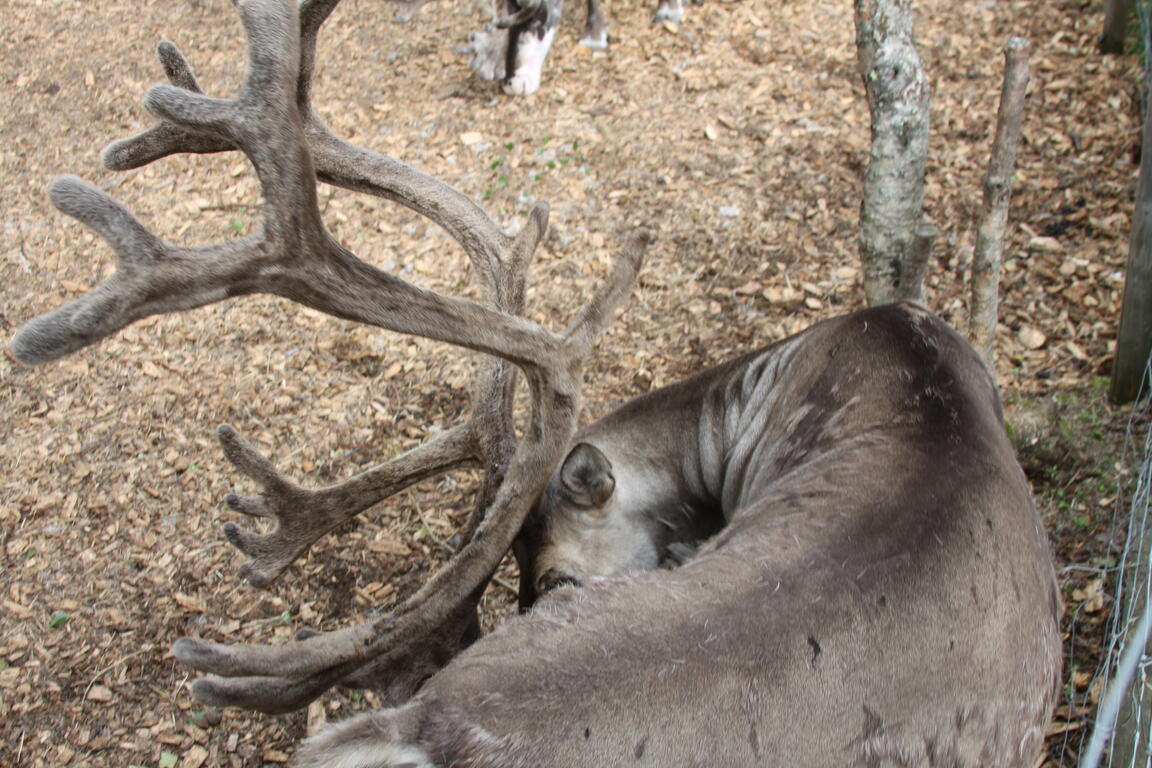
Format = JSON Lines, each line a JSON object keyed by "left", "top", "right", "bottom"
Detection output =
{"left": 158, "top": 751, "right": 178, "bottom": 768}
{"left": 49, "top": 611, "right": 69, "bottom": 629}
{"left": 230, "top": 218, "right": 244, "bottom": 235}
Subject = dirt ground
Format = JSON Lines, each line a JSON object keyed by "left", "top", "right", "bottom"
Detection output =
{"left": 0, "top": 0, "right": 1146, "bottom": 765}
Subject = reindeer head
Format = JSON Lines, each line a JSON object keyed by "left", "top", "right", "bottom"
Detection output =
{"left": 521, "top": 439, "right": 716, "bottom": 604}
{"left": 529, "top": 443, "right": 653, "bottom": 594}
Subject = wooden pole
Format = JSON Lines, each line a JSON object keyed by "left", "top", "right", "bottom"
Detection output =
{"left": 1100, "top": 0, "right": 1134, "bottom": 55}
{"left": 1110, "top": 91, "right": 1152, "bottom": 404}
{"left": 969, "top": 38, "right": 1030, "bottom": 367}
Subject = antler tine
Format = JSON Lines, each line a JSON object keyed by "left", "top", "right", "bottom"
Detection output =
{"left": 297, "top": 0, "right": 342, "bottom": 109}
{"left": 170, "top": 233, "right": 647, "bottom": 700}
{"left": 101, "top": 0, "right": 513, "bottom": 284}
{"left": 563, "top": 229, "right": 651, "bottom": 354}
{"left": 102, "top": 41, "right": 237, "bottom": 171}
{"left": 12, "top": 0, "right": 565, "bottom": 370}
{"left": 15, "top": 0, "right": 650, "bottom": 713}
{"left": 213, "top": 207, "right": 551, "bottom": 590}
{"left": 10, "top": 176, "right": 257, "bottom": 365}
{"left": 214, "top": 422, "right": 481, "bottom": 587}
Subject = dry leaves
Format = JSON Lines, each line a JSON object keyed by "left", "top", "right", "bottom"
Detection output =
{"left": 0, "top": 0, "right": 1139, "bottom": 766}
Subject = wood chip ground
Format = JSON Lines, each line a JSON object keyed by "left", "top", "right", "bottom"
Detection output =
{"left": 0, "top": 0, "right": 1142, "bottom": 765}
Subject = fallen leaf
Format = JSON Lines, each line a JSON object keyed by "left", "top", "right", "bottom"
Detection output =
{"left": 1017, "top": 326, "right": 1046, "bottom": 350}
{"left": 173, "top": 593, "right": 207, "bottom": 613}
{"left": 181, "top": 745, "right": 209, "bottom": 768}
{"left": 1028, "top": 236, "right": 1064, "bottom": 253}
{"left": 734, "top": 281, "right": 762, "bottom": 295}
{"left": 86, "top": 684, "right": 113, "bottom": 702}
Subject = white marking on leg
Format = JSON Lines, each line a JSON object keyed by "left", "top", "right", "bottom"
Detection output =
{"left": 503, "top": 26, "right": 556, "bottom": 96}
{"left": 579, "top": 26, "right": 608, "bottom": 50}
{"left": 653, "top": 0, "right": 685, "bottom": 24}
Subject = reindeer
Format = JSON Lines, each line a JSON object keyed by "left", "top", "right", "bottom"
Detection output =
{"left": 464, "top": 0, "right": 701, "bottom": 95}
{"left": 11, "top": 0, "right": 1060, "bottom": 765}
{"left": 298, "top": 302, "right": 1063, "bottom": 768}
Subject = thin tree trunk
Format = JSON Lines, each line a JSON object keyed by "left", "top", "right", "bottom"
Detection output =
{"left": 969, "top": 38, "right": 1030, "bottom": 367}
{"left": 1101, "top": 0, "right": 1134, "bottom": 55}
{"left": 892, "top": 224, "right": 938, "bottom": 303}
{"left": 854, "top": 0, "right": 932, "bottom": 306}
{"left": 1111, "top": 84, "right": 1152, "bottom": 404}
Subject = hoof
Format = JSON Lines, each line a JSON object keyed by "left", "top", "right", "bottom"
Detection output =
{"left": 653, "top": 4, "right": 685, "bottom": 24}
{"left": 579, "top": 33, "right": 608, "bottom": 50}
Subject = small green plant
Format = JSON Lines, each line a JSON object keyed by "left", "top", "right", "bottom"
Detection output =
{"left": 48, "top": 611, "right": 69, "bottom": 628}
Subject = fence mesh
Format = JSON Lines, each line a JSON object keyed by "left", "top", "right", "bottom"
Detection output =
{"left": 1081, "top": 346, "right": 1152, "bottom": 767}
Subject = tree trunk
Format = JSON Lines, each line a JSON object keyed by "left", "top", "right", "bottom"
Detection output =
{"left": 1100, "top": 0, "right": 1134, "bottom": 55}
{"left": 854, "top": 0, "right": 932, "bottom": 306}
{"left": 892, "top": 224, "right": 937, "bottom": 303}
{"left": 1110, "top": 84, "right": 1152, "bottom": 404}
{"left": 969, "top": 39, "right": 1031, "bottom": 367}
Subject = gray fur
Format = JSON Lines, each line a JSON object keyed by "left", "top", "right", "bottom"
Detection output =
{"left": 309, "top": 303, "right": 1061, "bottom": 767}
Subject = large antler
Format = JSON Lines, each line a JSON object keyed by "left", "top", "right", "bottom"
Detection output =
{"left": 10, "top": 0, "right": 646, "bottom": 714}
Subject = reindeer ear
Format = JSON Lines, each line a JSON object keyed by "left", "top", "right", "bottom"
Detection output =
{"left": 559, "top": 443, "right": 616, "bottom": 509}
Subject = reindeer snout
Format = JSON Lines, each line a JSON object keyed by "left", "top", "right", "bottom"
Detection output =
{"left": 537, "top": 569, "right": 581, "bottom": 594}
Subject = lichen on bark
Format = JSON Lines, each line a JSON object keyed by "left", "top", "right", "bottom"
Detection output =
{"left": 854, "top": 0, "right": 932, "bottom": 306}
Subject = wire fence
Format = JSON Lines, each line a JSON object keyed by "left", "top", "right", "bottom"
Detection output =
{"left": 1080, "top": 348, "right": 1152, "bottom": 768}
{"left": 1072, "top": 5, "right": 1152, "bottom": 765}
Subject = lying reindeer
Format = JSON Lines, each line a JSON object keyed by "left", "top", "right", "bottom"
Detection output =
{"left": 465, "top": 0, "right": 700, "bottom": 95}
{"left": 301, "top": 302, "right": 1062, "bottom": 767}
{"left": 11, "top": 0, "right": 1059, "bottom": 764}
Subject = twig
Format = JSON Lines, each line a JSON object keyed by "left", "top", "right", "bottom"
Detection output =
{"left": 199, "top": 203, "right": 262, "bottom": 212}
{"left": 970, "top": 38, "right": 1030, "bottom": 366}
{"left": 410, "top": 491, "right": 518, "bottom": 597}
{"left": 84, "top": 649, "right": 150, "bottom": 699}
{"left": 1059, "top": 565, "right": 1116, "bottom": 576}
